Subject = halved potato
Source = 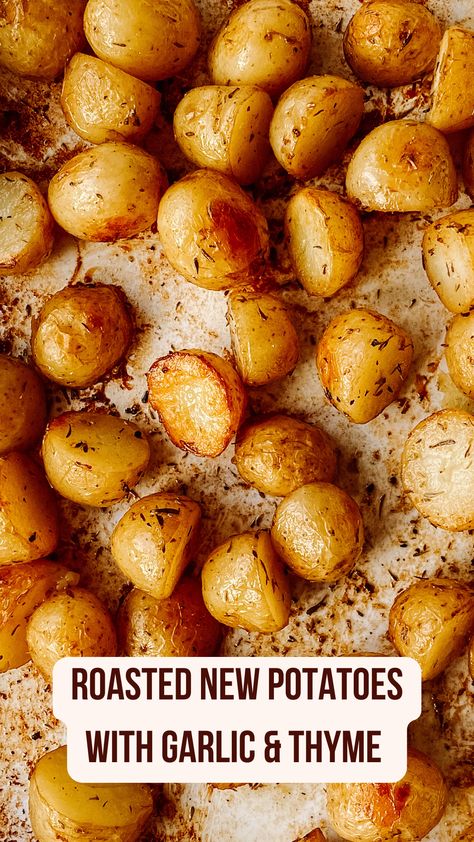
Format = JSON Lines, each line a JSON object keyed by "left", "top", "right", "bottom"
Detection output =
{"left": 464, "top": 130, "right": 474, "bottom": 199}
{"left": 422, "top": 209, "right": 474, "bottom": 313}
{"left": 0, "top": 172, "right": 54, "bottom": 275}
{"left": 0, "top": 355, "right": 47, "bottom": 456}
{"left": 469, "top": 636, "right": 474, "bottom": 680}
{"left": 445, "top": 312, "right": 474, "bottom": 399}
{"left": 428, "top": 27, "right": 474, "bottom": 133}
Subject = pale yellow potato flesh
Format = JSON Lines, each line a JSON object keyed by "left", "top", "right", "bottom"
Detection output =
{"left": 445, "top": 312, "right": 474, "bottom": 399}
{"left": 428, "top": 27, "right": 474, "bottom": 133}
{"left": 0, "top": 172, "right": 54, "bottom": 276}
{"left": 422, "top": 209, "right": 474, "bottom": 313}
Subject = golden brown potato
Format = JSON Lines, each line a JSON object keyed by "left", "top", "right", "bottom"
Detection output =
{"left": 316, "top": 308, "right": 414, "bottom": 424}
{"left": 0, "top": 356, "right": 47, "bottom": 456}
{"left": 0, "top": 562, "right": 79, "bottom": 673}
{"left": 464, "top": 130, "right": 474, "bottom": 199}
{"left": 285, "top": 187, "right": 364, "bottom": 297}
{"left": 422, "top": 209, "right": 474, "bottom": 313}
{"left": 84, "top": 0, "right": 200, "bottom": 81}
{"left": 326, "top": 748, "right": 448, "bottom": 842}
{"left": 270, "top": 75, "right": 364, "bottom": 179}
{"left": 469, "top": 636, "right": 474, "bottom": 680}
{"left": 111, "top": 493, "right": 201, "bottom": 599}
{"left": 117, "top": 577, "right": 222, "bottom": 657}
{"left": 454, "top": 825, "right": 474, "bottom": 842}
{"left": 0, "top": 172, "right": 54, "bottom": 275}
{"left": 31, "top": 283, "right": 133, "bottom": 388}
{"left": 212, "top": 783, "right": 247, "bottom": 790}
{"left": 208, "top": 0, "right": 311, "bottom": 98}
{"left": 401, "top": 409, "right": 474, "bottom": 531}
{"left": 227, "top": 286, "right": 299, "bottom": 386}
{"left": 343, "top": 0, "right": 441, "bottom": 88}
{"left": 295, "top": 831, "right": 327, "bottom": 842}
{"left": 48, "top": 142, "right": 167, "bottom": 242}
{"left": 41, "top": 411, "right": 150, "bottom": 508}
{"left": 428, "top": 27, "right": 474, "bottom": 133}
{"left": 388, "top": 579, "right": 474, "bottom": 680}
{"left": 0, "top": 453, "right": 59, "bottom": 565}
{"left": 234, "top": 414, "right": 337, "bottom": 497}
{"left": 157, "top": 169, "right": 269, "bottom": 291}
{"left": 29, "top": 745, "right": 153, "bottom": 842}
{"left": 346, "top": 120, "right": 458, "bottom": 212}
{"left": 201, "top": 530, "right": 291, "bottom": 633}
{"left": 271, "top": 482, "right": 364, "bottom": 582}
{"left": 61, "top": 53, "right": 161, "bottom": 145}
{"left": 445, "top": 312, "right": 474, "bottom": 399}
{"left": 147, "top": 350, "right": 246, "bottom": 458}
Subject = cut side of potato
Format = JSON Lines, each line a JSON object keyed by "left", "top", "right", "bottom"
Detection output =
{"left": 445, "top": 312, "right": 474, "bottom": 399}
{"left": 428, "top": 27, "right": 474, "bottom": 133}
{"left": 422, "top": 209, "right": 474, "bottom": 313}
{"left": 0, "top": 172, "right": 54, "bottom": 276}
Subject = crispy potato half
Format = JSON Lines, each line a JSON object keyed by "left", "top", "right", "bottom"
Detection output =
{"left": 422, "top": 209, "right": 474, "bottom": 313}
{"left": 445, "top": 312, "right": 474, "bottom": 399}
{"left": 464, "top": 130, "right": 474, "bottom": 199}
{"left": 0, "top": 172, "right": 54, "bottom": 276}
{"left": 428, "top": 27, "right": 474, "bottom": 133}
{"left": 0, "top": 355, "right": 47, "bottom": 456}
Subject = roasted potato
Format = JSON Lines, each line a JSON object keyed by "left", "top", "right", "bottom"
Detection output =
{"left": 343, "top": 0, "right": 441, "bottom": 88}
{"left": 48, "top": 142, "right": 167, "bottom": 242}
{"left": 346, "top": 120, "right": 458, "bottom": 212}
{"left": 270, "top": 75, "right": 364, "bottom": 179}
{"left": 445, "top": 312, "right": 474, "bottom": 399}
{"left": 0, "top": 356, "right": 47, "bottom": 455}
{"left": 271, "top": 482, "right": 364, "bottom": 582}
{"left": 212, "top": 783, "right": 247, "bottom": 790}
{"left": 422, "top": 209, "right": 474, "bottom": 313}
{"left": 389, "top": 578, "right": 474, "bottom": 680}
{"left": 208, "top": 0, "right": 311, "bottom": 98}
{"left": 0, "top": 453, "right": 59, "bottom": 565}
{"left": 295, "top": 831, "right": 326, "bottom": 842}
{"left": 41, "top": 411, "right": 150, "bottom": 508}
{"left": 469, "top": 636, "right": 474, "bottom": 680}
{"left": 316, "top": 308, "right": 414, "bottom": 424}
{"left": 118, "top": 577, "right": 222, "bottom": 657}
{"left": 84, "top": 0, "right": 201, "bottom": 82}
{"left": 201, "top": 530, "right": 291, "bottom": 633}
{"left": 234, "top": 414, "right": 337, "bottom": 497}
{"left": 464, "top": 130, "right": 474, "bottom": 199}
{"left": 147, "top": 350, "right": 246, "bottom": 458}
{"left": 31, "top": 283, "right": 133, "bottom": 388}
{"left": 428, "top": 27, "right": 474, "bottom": 133}
{"left": 0, "top": 562, "right": 79, "bottom": 673}
{"left": 401, "top": 409, "right": 474, "bottom": 531}
{"left": 285, "top": 187, "right": 364, "bottom": 297}
{"left": 29, "top": 745, "right": 153, "bottom": 842}
{"left": 227, "top": 286, "right": 299, "bottom": 386}
{"left": 111, "top": 493, "right": 201, "bottom": 599}
{"left": 61, "top": 53, "right": 161, "bottom": 145}
{"left": 454, "top": 825, "right": 474, "bottom": 842}
{"left": 157, "top": 169, "right": 269, "bottom": 291}
{"left": 0, "top": 172, "right": 54, "bottom": 275}
{"left": 326, "top": 748, "right": 448, "bottom": 842}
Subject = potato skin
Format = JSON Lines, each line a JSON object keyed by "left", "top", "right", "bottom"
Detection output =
{"left": 346, "top": 120, "right": 458, "bottom": 212}
{"left": 285, "top": 188, "right": 364, "bottom": 297}
{"left": 326, "top": 748, "right": 448, "bottom": 842}
{"left": 111, "top": 493, "right": 201, "bottom": 599}
{"left": 454, "top": 825, "right": 474, "bottom": 842}
{"left": 32, "top": 283, "right": 133, "bottom": 388}
{"left": 343, "top": 0, "right": 441, "bottom": 87}
{"left": 428, "top": 27, "right": 474, "bottom": 133}
{"left": 157, "top": 169, "right": 269, "bottom": 291}
{"left": 316, "top": 308, "right": 413, "bottom": 424}
{"left": 464, "top": 130, "right": 474, "bottom": 199}
{"left": 41, "top": 411, "right": 150, "bottom": 508}
{"left": 234, "top": 414, "right": 337, "bottom": 497}
{"left": 422, "top": 209, "right": 474, "bottom": 313}
{"left": 270, "top": 76, "right": 364, "bottom": 180}
{"left": 295, "top": 831, "right": 326, "bottom": 842}
{"left": 208, "top": 0, "right": 311, "bottom": 98}
{"left": 401, "top": 409, "right": 474, "bottom": 531}
{"left": 445, "top": 312, "right": 474, "bottom": 399}
{"left": 0, "top": 172, "right": 54, "bottom": 275}
{"left": 61, "top": 53, "right": 161, "bottom": 145}
{"left": 201, "top": 530, "right": 291, "bottom": 633}
{"left": 48, "top": 142, "right": 167, "bottom": 242}
{"left": 469, "top": 637, "right": 474, "bottom": 681}
{"left": 0, "top": 356, "right": 47, "bottom": 456}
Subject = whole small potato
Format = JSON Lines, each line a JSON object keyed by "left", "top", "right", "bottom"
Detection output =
{"left": 61, "top": 53, "right": 161, "bottom": 145}
{"left": 84, "top": 0, "right": 201, "bottom": 81}
{"left": 270, "top": 75, "right": 364, "bottom": 180}
{"left": 389, "top": 578, "right": 474, "bottom": 680}
{"left": 147, "top": 350, "right": 246, "bottom": 458}
{"left": 271, "top": 482, "right": 364, "bottom": 582}
{"left": 174, "top": 85, "right": 273, "bottom": 186}
{"left": 227, "top": 286, "right": 299, "bottom": 386}
{"left": 285, "top": 187, "right": 364, "bottom": 297}
{"left": 422, "top": 209, "right": 474, "bottom": 313}
{"left": 118, "top": 577, "right": 222, "bottom": 657}
{"left": 0, "top": 453, "right": 59, "bottom": 565}
{"left": 327, "top": 748, "right": 448, "bottom": 842}
{"left": 157, "top": 169, "right": 269, "bottom": 291}
{"left": 208, "top": 0, "right": 311, "bottom": 98}
{"left": 445, "top": 312, "right": 474, "bottom": 399}
{"left": 0, "top": 356, "right": 47, "bottom": 455}
{"left": 234, "top": 414, "right": 337, "bottom": 496}
{"left": 428, "top": 27, "right": 474, "bottom": 133}
{"left": 111, "top": 492, "right": 201, "bottom": 599}
{"left": 346, "top": 120, "right": 458, "bottom": 212}
{"left": 31, "top": 283, "right": 133, "bottom": 388}
{"left": 29, "top": 745, "right": 153, "bottom": 842}
{"left": 401, "top": 409, "right": 474, "bottom": 531}
{"left": 343, "top": 0, "right": 441, "bottom": 88}
{"left": 464, "top": 130, "right": 474, "bottom": 199}
{"left": 316, "top": 308, "right": 414, "bottom": 424}
{"left": 0, "top": 172, "right": 54, "bottom": 275}
{"left": 42, "top": 411, "right": 150, "bottom": 508}
{"left": 48, "top": 142, "right": 167, "bottom": 242}
{"left": 201, "top": 530, "right": 291, "bottom": 633}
